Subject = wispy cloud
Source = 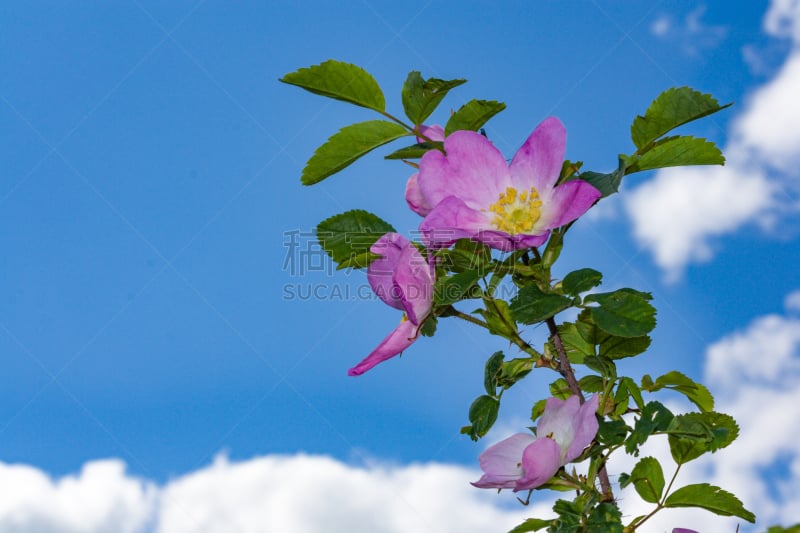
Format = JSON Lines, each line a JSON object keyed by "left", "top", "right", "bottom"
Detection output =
{"left": 650, "top": 5, "right": 728, "bottom": 57}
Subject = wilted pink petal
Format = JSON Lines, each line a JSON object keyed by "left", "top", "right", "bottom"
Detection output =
{"left": 351, "top": 233, "right": 434, "bottom": 376}
{"left": 347, "top": 319, "right": 417, "bottom": 376}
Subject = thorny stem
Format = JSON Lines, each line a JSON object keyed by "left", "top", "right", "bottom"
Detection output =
{"left": 546, "top": 316, "right": 615, "bottom": 504}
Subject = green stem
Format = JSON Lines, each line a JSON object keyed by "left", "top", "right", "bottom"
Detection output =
{"left": 628, "top": 463, "right": 682, "bottom": 531}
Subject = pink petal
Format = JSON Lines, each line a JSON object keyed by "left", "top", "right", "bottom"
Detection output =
{"left": 536, "top": 179, "right": 601, "bottom": 231}
{"left": 417, "top": 131, "right": 508, "bottom": 210}
{"left": 672, "top": 529, "right": 699, "bottom": 533}
{"left": 393, "top": 242, "right": 434, "bottom": 324}
{"left": 419, "top": 196, "right": 491, "bottom": 248}
{"left": 415, "top": 124, "right": 445, "bottom": 143}
{"left": 347, "top": 319, "right": 418, "bottom": 376}
{"left": 516, "top": 437, "right": 562, "bottom": 491}
{"left": 564, "top": 395, "right": 599, "bottom": 463}
{"left": 405, "top": 173, "right": 432, "bottom": 216}
{"left": 537, "top": 396, "right": 582, "bottom": 451}
{"left": 509, "top": 117, "right": 566, "bottom": 194}
{"left": 476, "top": 230, "right": 550, "bottom": 252}
{"left": 471, "top": 433, "right": 536, "bottom": 489}
{"left": 368, "top": 233, "right": 412, "bottom": 311}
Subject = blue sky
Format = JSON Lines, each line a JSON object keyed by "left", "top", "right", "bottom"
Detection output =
{"left": 2, "top": 1, "right": 800, "bottom": 531}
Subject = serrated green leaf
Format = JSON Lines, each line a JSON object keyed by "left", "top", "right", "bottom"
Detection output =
{"left": 498, "top": 357, "right": 534, "bottom": 389}
{"left": 585, "top": 502, "right": 623, "bottom": 533}
{"left": 510, "top": 284, "right": 572, "bottom": 324}
{"left": 652, "top": 371, "right": 714, "bottom": 412}
{"left": 444, "top": 99, "right": 506, "bottom": 135}
{"left": 419, "top": 316, "right": 437, "bottom": 337}
{"left": 558, "top": 322, "right": 596, "bottom": 364}
{"left": 629, "top": 457, "right": 665, "bottom": 503}
{"left": 585, "top": 289, "right": 656, "bottom": 338}
{"left": 664, "top": 483, "right": 755, "bottom": 522}
{"left": 463, "top": 395, "right": 500, "bottom": 441}
{"left": 626, "top": 401, "right": 674, "bottom": 455}
{"left": 484, "top": 351, "right": 504, "bottom": 396}
{"left": 628, "top": 135, "right": 724, "bottom": 174}
{"left": 435, "top": 269, "right": 482, "bottom": 306}
{"left": 384, "top": 141, "right": 444, "bottom": 160}
{"left": 302, "top": 120, "right": 410, "bottom": 185}
{"left": 599, "top": 335, "right": 651, "bottom": 360}
{"left": 280, "top": 59, "right": 386, "bottom": 112}
{"left": 316, "top": 210, "right": 396, "bottom": 267}
{"left": 508, "top": 518, "right": 551, "bottom": 533}
{"left": 667, "top": 412, "right": 739, "bottom": 464}
{"left": 402, "top": 71, "right": 466, "bottom": 125}
{"left": 561, "top": 268, "right": 603, "bottom": 296}
{"left": 631, "top": 87, "right": 732, "bottom": 150}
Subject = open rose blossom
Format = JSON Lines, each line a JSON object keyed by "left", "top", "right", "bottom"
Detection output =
{"left": 347, "top": 233, "right": 434, "bottom": 376}
{"left": 472, "top": 395, "right": 599, "bottom": 491}
{"left": 407, "top": 117, "right": 601, "bottom": 251}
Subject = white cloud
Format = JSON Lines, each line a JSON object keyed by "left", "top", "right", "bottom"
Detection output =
{"left": 0, "top": 454, "right": 542, "bottom": 533}
{"left": 0, "top": 459, "right": 156, "bottom": 533}
{"left": 626, "top": 0, "right": 800, "bottom": 280}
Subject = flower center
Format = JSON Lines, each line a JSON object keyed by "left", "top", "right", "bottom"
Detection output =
{"left": 488, "top": 186, "right": 543, "bottom": 234}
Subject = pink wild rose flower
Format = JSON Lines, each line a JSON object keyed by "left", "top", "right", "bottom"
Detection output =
{"left": 407, "top": 117, "right": 601, "bottom": 251}
{"left": 347, "top": 233, "right": 434, "bottom": 376}
{"left": 473, "top": 395, "right": 599, "bottom": 491}
{"left": 406, "top": 124, "right": 445, "bottom": 216}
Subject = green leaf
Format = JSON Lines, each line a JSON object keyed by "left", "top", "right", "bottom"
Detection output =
{"left": 419, "top": 316, "right": 437, "bottom": 337}
{"left": 579, "top": 157, "right": 626, "bottom": 198}
{"left": 280, "top": 59, "right": 386, "bottom": 112}
{"left": 444, "top": 99, "right": 506, "bottom": 135}
{"left": 585, "top": 502, "right": 623, "bottom": 533}
{"left": 561, "top": 268, "right": 603, "bottom": 296}
{"left": 629, "top": 457, "right": 665, "bottom": 503}
{"left": 558, "top": 322, "right": 596, "bottom": 364}
{"left": 484, "top": 351, "right": 504, "bottom": 396}
{"left": 435, "top": 269, "right": 482, "bottom": 306}
{"left": 436, "top": 238, "right": 491, "bottom": 273}
{"left": 475, "top": 299, "right": 518, "bottom": 337}
{"left": 579, "top": 375, "right": 605, "bottom": 393}
{"left": 531, "top": 398, "right": 547, "bottom": 423}
{"left": 462, "top": 395, "right": 500, "bottom": 441}
{"left": 766, "top": 525, "right": 800, "bottom": 533}
{"left": 498, "top": 357, "right": 534, "bottom": 389}
{"left": 302, "top": 120, "right": 410, "bottom": 185}
{"left": 549, "top": 378, "right": 572, "bottom": 399}
{"left": 585, "top": 289, "right": 656, "bottom": 338}
{"left": 618, "top": 376, "right": 644, "bottom": 411}
{"left": 650, "top": 371, "right": 714, "bottom": 412}
{"left": 599, "top": 335, "right": 651, "bottom": 360}
{"left": 626, "top": 401, "right": 674, "bottom": 455}
{"left": 668, "top": 412, "right": 739, "bottom": 464}
{"left": 597, "top": 419, "right": 629, "bottom": 446}
{"left": 384, "top": 141, "right": 443, "bottom": 160}
{"left": 631, "top": 87, "right": 732, "bottom": 150}
{"left": 510, "top": 284, "right": 572, "bottom": 324}
{"left": 664, "top": 483, "right": 755, "bottom": 522}
{"left": 401, "top": 71, "right": 466, "bottom": 125}
{"left": 628, "top": 135, "right": 724, "bottom": 174}
{"left": 508, "top": 518, "right": 551, "bottom": 533}
{"left": 316, "top": 210, "right": 396, "bottom": 267}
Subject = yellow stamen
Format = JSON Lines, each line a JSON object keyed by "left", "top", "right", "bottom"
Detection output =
{"left": 487, "top": 186, "right": 543, "bottom": 234}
